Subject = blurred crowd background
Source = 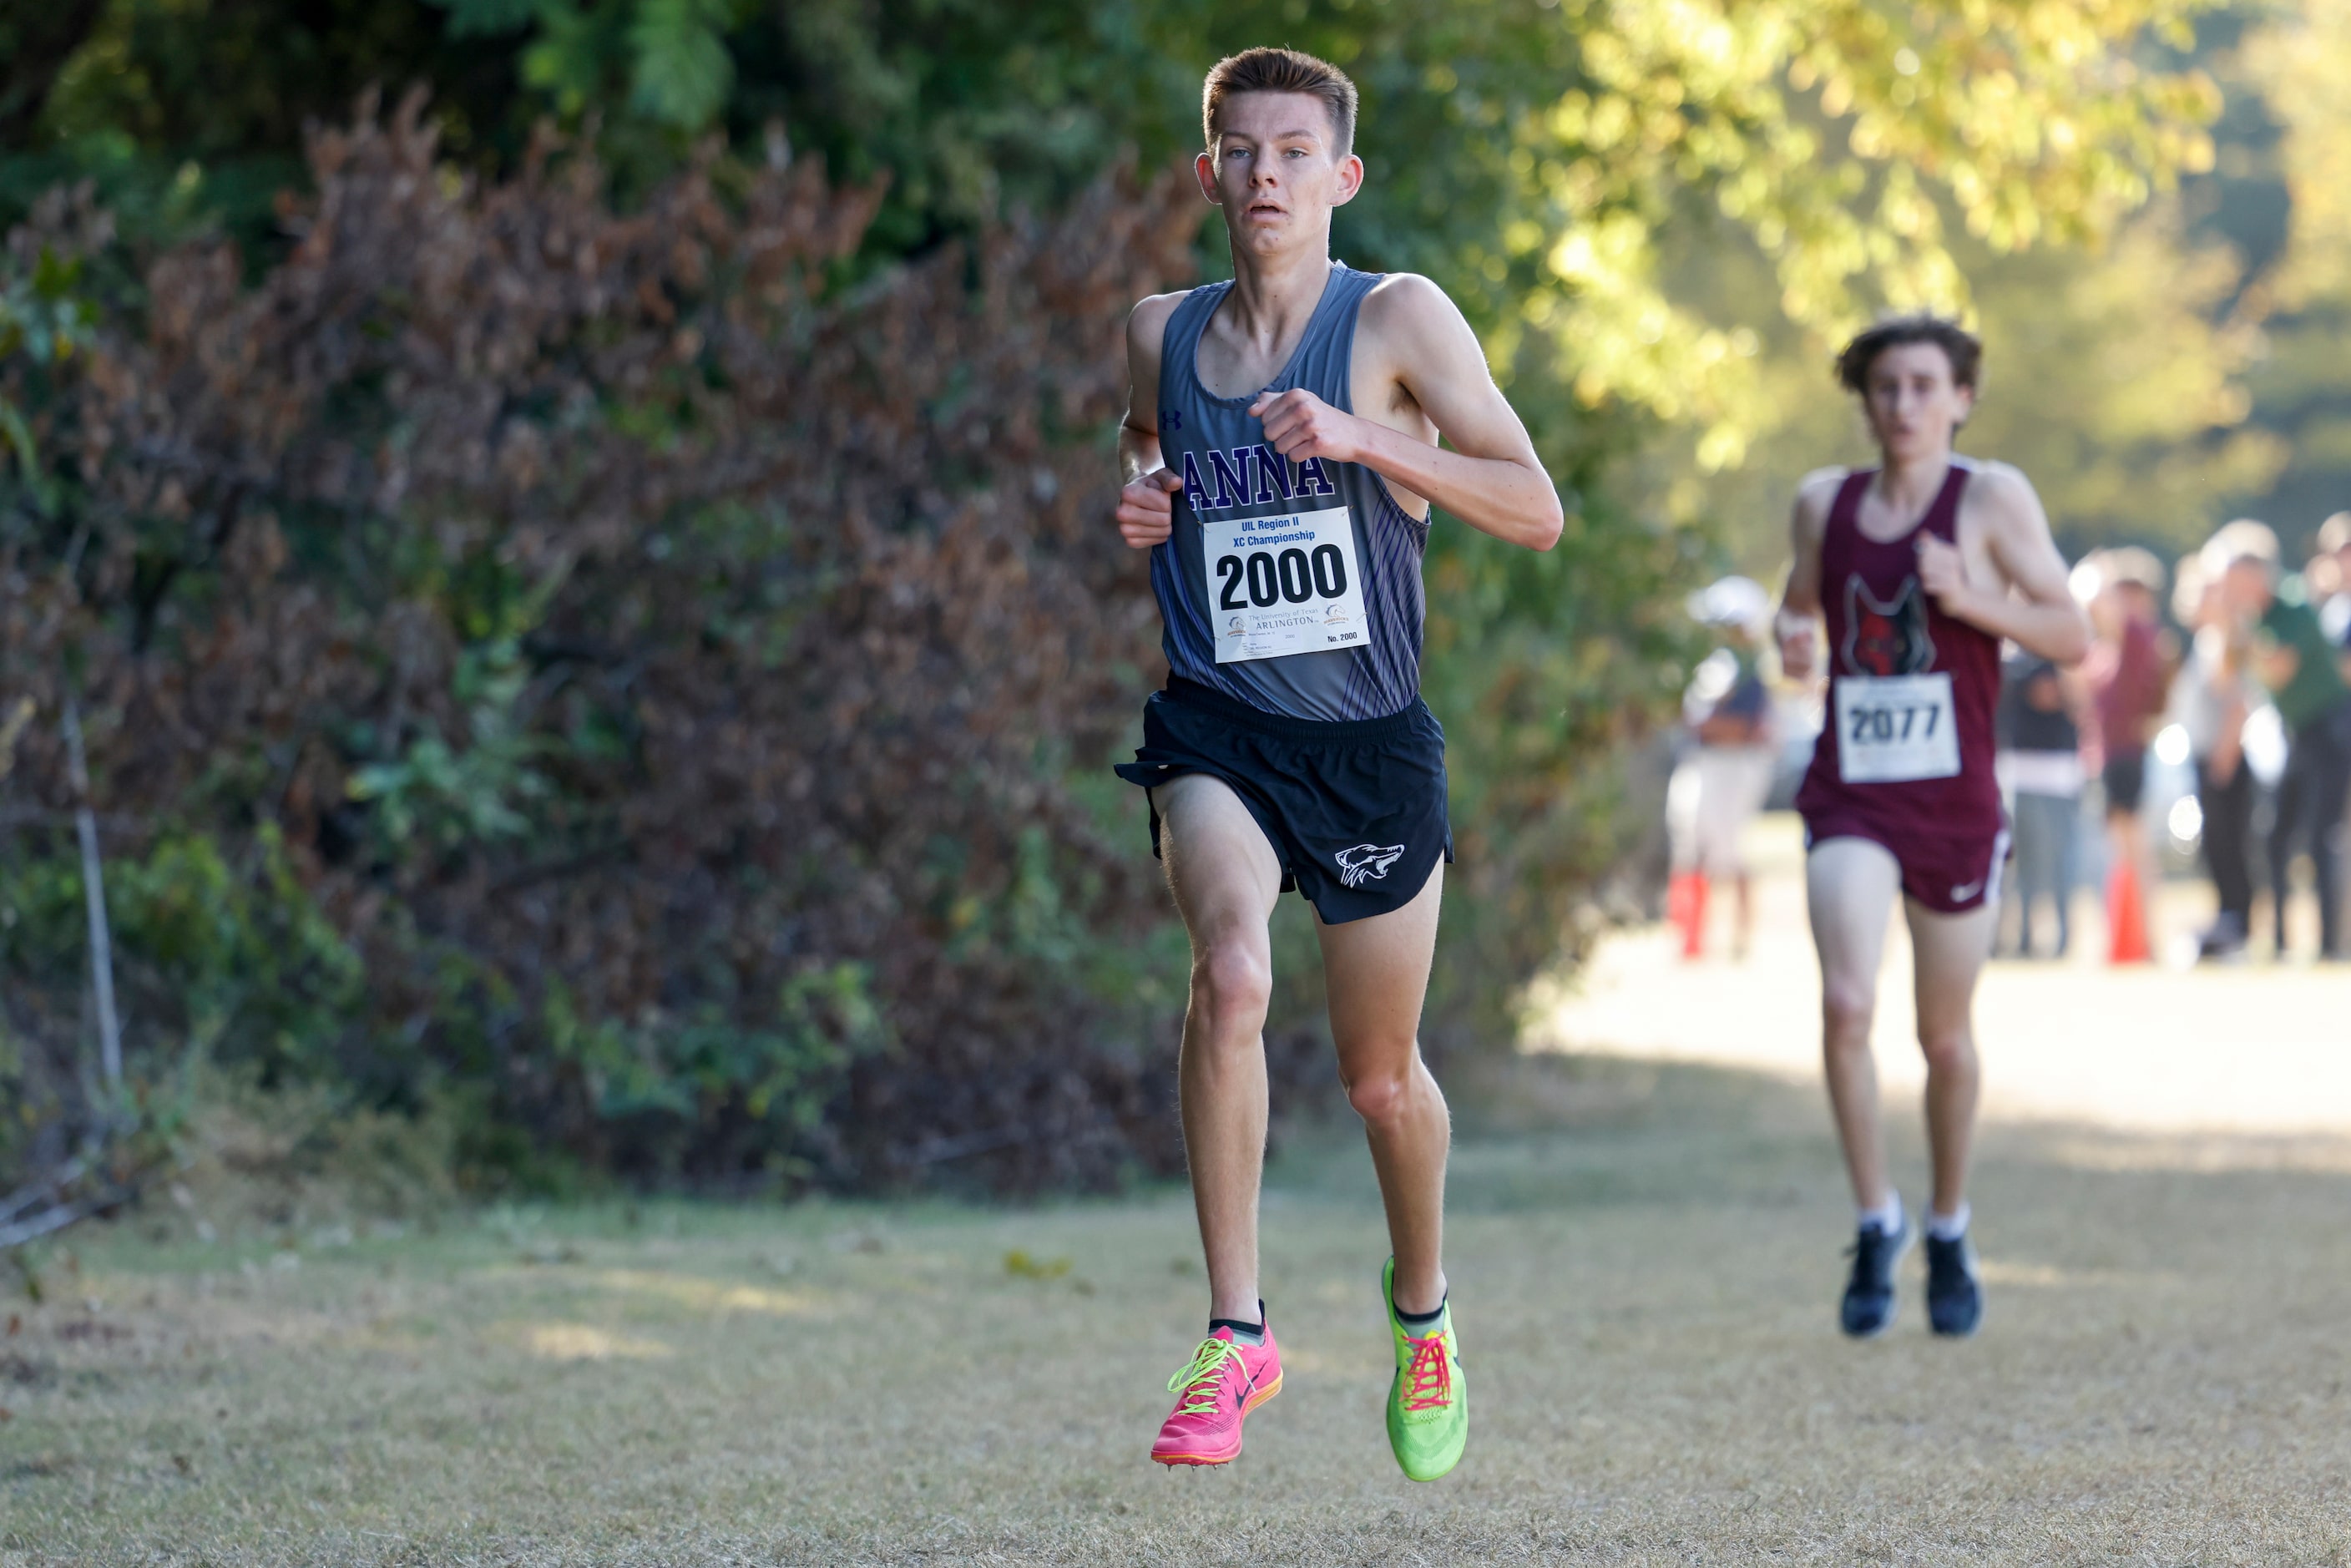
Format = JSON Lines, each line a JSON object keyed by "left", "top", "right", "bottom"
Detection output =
{"left": 3, "top": 2, "right": 2348, "bottom": 1214}
{"left": 1666, "top": 518, "right": 2351, "bottom": 968}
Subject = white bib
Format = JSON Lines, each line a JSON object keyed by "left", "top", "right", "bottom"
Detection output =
{"left": 1201, "top": 504, "right": 1369, "bottom": 665}
{"left": 1835, "top": 672, "right": 1960, "bottom": 783}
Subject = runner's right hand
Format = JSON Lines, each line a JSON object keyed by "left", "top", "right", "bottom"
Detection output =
{"left": 1117, "top": 468, "right": 1183, "bottom": 550}
{"left": 1775, "top": 608, "right": 1818, "bottom": 680}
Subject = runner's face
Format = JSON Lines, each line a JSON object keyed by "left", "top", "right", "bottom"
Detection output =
{"left": 1196, "top": 92, "right": 1363, "bottom": 261}
{"left": 1859, "top": 342, "right": 1973, "bottom": 464}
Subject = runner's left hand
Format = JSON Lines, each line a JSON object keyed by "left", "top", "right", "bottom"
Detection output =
{"left": 1249, "top": 388, "right": 1366, "bottom": 466}
{"left": 1916, "top": 532, "right": 1974, "bottom": 616}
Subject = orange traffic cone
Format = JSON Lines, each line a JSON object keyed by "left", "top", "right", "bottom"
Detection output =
{"left": 1670, "top": 872, "right": 1710, "bottom": 959}
{"left": 2106, "top": 859, "right": 2151, "bottom": 964}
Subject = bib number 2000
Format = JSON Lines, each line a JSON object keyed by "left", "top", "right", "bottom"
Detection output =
{"left": 1834, "top": 672, "right": 1960, "bottom": 783}
{"left": 1203, "top": 503, "right": 1369, "bottom": 665}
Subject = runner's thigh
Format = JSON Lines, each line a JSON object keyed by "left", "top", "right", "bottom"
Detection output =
{"left": 1151, "top": 773, "right": 1285, "bottom": 938}
{"left": 1905, "top": 897, "right": 1994, "bottom": 1039}
{"left": 1807, "top": 837, "right": 1902, "bottom": 987}
{"left": 1317, "top": 859, "right": 1443, "bottom": 1070}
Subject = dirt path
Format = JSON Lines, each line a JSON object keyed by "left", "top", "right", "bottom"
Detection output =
{"left": 1531, "top": 813, "right": 2351, "bottom": 1133}
{"left": 3, "top": 832, "right": 2348, "bottom": 1564}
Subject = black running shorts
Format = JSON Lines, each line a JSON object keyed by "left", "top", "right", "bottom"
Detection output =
{"left": 1112, "top": 677, "right": 1453, "bottom": 925}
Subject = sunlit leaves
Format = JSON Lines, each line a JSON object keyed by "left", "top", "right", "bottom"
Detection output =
{"left": 2227, "top": 0, "right": 2351, "bottom": 544}
{"left": 1504, "top": 0, "right": 2220, "bottom": 466}
{"left": 2244, "top": 0, "right": 2351, "bottom": 311}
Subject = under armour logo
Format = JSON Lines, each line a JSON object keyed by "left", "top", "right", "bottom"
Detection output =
{"left": 1163, "top": 409, "right": 1183, "bottom": 432}
{"left": 1334, "top": 843, "right": 1406, "bottom": 888}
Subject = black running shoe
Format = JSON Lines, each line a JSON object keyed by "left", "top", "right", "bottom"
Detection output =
{"left": 1838, "top": 1216, "right": 1912, "bottom": 1338}
{"left": 1924, "top": 1231, "right": 1983, "bottom": 1338}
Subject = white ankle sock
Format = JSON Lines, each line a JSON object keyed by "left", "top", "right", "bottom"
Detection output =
{"left": 1926, "top": 1202, "right": 1970, "bottom": 1242}
{"left": 1858, "top": 1193, "right": 1904, "bottom": 1236}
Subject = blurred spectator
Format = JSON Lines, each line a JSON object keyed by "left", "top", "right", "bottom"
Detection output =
{"left": 1995, "top": 653, "right": 2082, "bottom": 958}
{"left": 1666, "top": 577, "right": 1777, "bottom": 960}
{"left": 2168, "top": 550, "right": 2259, "bottom": 959}
{"left": 2315, "top": 512, "right": 2351, "bottom": 650}
{"left": 2322, "top": 514, "right": 2351, "bottom": 886}
{"left": 2076, "top": 546, "right": 2169, "bottom": 962}
{"left": 2212, "top": 519, "right": 2351, "bottom": 960}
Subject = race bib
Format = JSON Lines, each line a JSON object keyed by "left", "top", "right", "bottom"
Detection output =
{"left": 1202, "top": 504, "right": 1369, "bottom": 665}
{"left": 1835, "top": 672, "right": 1960, "bottom": 783}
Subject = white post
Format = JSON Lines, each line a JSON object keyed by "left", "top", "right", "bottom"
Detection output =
{"left": 62, "top": 697, "right": 122, "bottom": 1097}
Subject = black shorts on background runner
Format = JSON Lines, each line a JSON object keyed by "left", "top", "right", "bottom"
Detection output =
{"left": 1113, "top": 677, "right": 1453, "bottom": 924}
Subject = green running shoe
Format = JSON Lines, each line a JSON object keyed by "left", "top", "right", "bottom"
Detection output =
{"left": 1381, "top": 1257, "right": 1467, "bottom": 1481}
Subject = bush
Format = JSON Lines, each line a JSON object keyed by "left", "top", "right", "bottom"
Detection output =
{"left": 1, "top": 92, "right": 1205, "bottom": 1194}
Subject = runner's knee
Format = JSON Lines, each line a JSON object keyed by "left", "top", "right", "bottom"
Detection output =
{"left": 1191, "top": 939, "right": 1272, "bottom": 1033}
{"left": 1820, "top": 977, "right": 1874, "bottom": 1043}
{"left": 1342, "top": 1066, "right": 1415, "bottom": 1128}
{"left": 1918, "top": 1024, "right": 1974, "bottom": 1074}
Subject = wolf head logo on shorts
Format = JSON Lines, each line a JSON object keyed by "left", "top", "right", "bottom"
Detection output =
{"left": 1333, "top": 843, "right": 1406, "bottom": 888}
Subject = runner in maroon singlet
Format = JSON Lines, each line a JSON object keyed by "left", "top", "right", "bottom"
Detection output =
{"left": 1776, "top": 316, "right": 2088, "bottom": 1339}
{"left": 1794, "top": 464, "right": 2006, "bottom": 898}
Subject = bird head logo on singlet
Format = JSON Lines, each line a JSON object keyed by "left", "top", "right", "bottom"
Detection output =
{"left": 1842, "top": 578, "right": 1935, "bottom": 676}
{"left": 1334, "top": 843, "right": 1406, "bottom": 888}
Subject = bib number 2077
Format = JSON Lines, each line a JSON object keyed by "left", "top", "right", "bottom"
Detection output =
{"left": 1203, "top": 503, "right": 1369, "bottom": 665}
{"left": 1835, "top": 672, "right": 1960, "bottom": 783}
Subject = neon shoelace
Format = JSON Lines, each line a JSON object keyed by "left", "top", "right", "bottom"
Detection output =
{"left": 1401, "top": 1333, "right": 1453, "bottom": 1412}
{"left": 1166, "top": 1337, "right": 1243, "bottom": 1417}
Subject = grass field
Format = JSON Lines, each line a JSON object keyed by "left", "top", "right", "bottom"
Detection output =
{"left": 5, "top": 1044, "right": 2351, "bottom": 1565}
{"left": 8, "top": 819, "right": 2351, "bottom": 1565}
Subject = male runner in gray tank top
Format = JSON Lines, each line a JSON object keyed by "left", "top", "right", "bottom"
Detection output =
{"left": 1111, "top": 47, "right": 1562, "bottom": 1480}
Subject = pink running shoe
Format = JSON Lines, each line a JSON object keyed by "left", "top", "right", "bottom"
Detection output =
{"left": 1150, "top": 1321, "right": 1283, "bottom": 1467}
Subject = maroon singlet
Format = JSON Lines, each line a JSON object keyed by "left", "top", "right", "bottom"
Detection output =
{"left": 1796, "top": 462, "right": 2005, "bottom": 891}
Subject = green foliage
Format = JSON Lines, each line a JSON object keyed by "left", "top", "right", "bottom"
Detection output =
{"left": 7, "top": 831, "right": 361, "bottom": 1057}
{"left": 1655, "top": 199, "right": 2285, "bottom": 567}
{"left": 439, "top": 0, "right": 544, "bottom": 38}
{"left": 545, "top": 960, "right": 882, "bottom": 1135}
{"left": 2232, "top": 0, "right": 2351, "bottom": 549}
{"left": 347, "top": 640, "right": 551, "bottom": 853}
{"left": 1421, "top": 432, "right": 1706, "bottom": 1039}
{"left": 0, "top": 245, "right": 97, "bottom": 365}
{"left": 626, "top": 0, "right": 738, "bottom": 129}
{"left": 0, "top": 241, "right": 99, "bottom": 512}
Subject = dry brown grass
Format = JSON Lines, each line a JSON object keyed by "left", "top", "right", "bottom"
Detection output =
{"left": 3, "top": 1052, "right": 2349, "bottom": 1565}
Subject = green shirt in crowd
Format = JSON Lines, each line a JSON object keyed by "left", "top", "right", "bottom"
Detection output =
{"left": 2260, "top": 575, "right": 2350, "bottom": 731}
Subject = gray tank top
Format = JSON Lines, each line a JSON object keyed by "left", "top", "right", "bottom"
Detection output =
{"left": 1147, "top": 263, "right": 1429, "bottom": 721}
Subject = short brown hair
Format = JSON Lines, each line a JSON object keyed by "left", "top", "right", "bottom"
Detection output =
{"left": 1836, "top": 313, "right": 1983, "bottom": 395}
{"left": 1202, "top": 48, "right": 1358, "bottom": 159}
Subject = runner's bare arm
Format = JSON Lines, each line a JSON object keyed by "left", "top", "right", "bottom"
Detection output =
{"left": 1116, "top": 293, "right": 1187, "bottom": 551}
{"left": 1775, "top": 468, "right": 1843, "bottom": 680}
{"left": 1916, "top": 463, "right": 2090, "bottom": 665}
{"left": 1246, "top": 276, "right": 1563, "bottom": 551}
